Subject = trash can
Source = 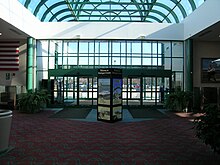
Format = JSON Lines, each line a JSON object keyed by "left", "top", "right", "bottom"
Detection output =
{"left": 0, "top": 110, "right": 12, "bottom": 153}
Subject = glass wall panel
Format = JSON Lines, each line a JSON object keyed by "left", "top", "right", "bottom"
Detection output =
{"left": 161, "top": 41, "right": 171, "bottom": 57}
{"left": 173, "top": 72, "right": 184, "bottom": 90}
{"left": 121, "top": 56, "right": 126, "bottom": 65}
{"left": 172, "top": 42, "right": 183, "bottom": 57}
{"left": 143, "top": 42, "right": 151, "bottom": 56}
{"left": 37, "top": 57, "right": 48, "bottom": 70}
{"left": 112, "top": 42, "right": 121, "bottom": 53}
{"left": 68, "top": 57, "right": 77, "bottom": 65}
{"left": 172, "top": 58, "right": 183, "bottom": 71}
{"left": 79, "top": 57, "right": 89, "bottom": 65}
{"left": 67, "top": 41, "right": 78, "bottom": 53}
{"left": 164, "top": 58, "right": 171, "bottom": 70}
{"left": 48, "top": 57, "right": 55, "bottom": 69}
{"left": 36, "top": 39, "right": 184, "bottom": 106}
{"left": 79, "top": 42, "right": 89, "bottom": 53}
{"left": 112, "top": 57, "right": 120, "bottom": 65}
{"left": 100, "top": 57, "right": 108, "bottom": 65}
{"left": 152, "top": 42, "right": 157, "bottom": 55}
{"left": 37, "top": 39, "right": 184, "bottom": 70}
{"left": 143, "top": 58, "right": 151, "bottom": 65}
{"left": 132, "top": 42, "right": 141, "bottom": 55}
{"left": 132, "top": 58, "right": 141, "bottom": 65}
{"left": 99, "top": 42, "right": 109, "bottom": 53}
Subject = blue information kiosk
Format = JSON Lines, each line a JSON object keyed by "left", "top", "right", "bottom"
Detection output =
{"left": 97, "top": 68, "right": 123, "bottom": 122}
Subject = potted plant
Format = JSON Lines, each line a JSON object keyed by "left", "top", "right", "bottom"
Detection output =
{"left": 165, "top": 87, "right": 192, "bottom": 112}
{"left": 18, "top": 89, "right": 50, "bottom": 113}
{"left": 194, "top": 104, "right": 220, "bottom": 154}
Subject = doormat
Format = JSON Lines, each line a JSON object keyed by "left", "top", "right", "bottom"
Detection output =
{"left": 128, "top": 108, "right": 168, "bottom": 119}
{"left": 49, "top": 107, "right": 92, "bottom": 119}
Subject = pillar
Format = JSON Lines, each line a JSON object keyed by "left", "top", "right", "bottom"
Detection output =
{"left": 26, "top": 37, "right": 34, "bottom": 91}
{"left": 184, "top": 39, "right": 193, "bottom": 91}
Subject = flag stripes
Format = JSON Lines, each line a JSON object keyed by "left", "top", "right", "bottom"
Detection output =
{"left": 0, "top": 41, "right": 20, "bottom": 71}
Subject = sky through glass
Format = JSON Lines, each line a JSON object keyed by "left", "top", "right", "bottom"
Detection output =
{"left": 18, "top": 0, "right": 206, "bottom": 23}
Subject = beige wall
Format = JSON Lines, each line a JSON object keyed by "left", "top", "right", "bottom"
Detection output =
{"left": 193, "top": 40, "right": 220, "bottom": 87}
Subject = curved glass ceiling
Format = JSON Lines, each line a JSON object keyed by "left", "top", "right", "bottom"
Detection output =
{"left": 18, "top": 0, "right": 206, "bottom": 23}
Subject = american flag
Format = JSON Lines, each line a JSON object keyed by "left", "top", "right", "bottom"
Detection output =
{"left": 0, "top": 41, "right": 19, "bottom": 71}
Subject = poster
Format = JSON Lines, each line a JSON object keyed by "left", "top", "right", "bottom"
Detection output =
{"left": 201, "top": 58, "right": 220, "bottom": 83}
{"left": 98, "top": 78, "right": 111, "bottom": 105}
{"left": 112, "top": 106, "right": 122, "bottom": 120}
{"left": 97, "top": 106, "right": 110, "bottom": 120}
{"left": 113, "top": 78, "right": 122, "bottom": 105}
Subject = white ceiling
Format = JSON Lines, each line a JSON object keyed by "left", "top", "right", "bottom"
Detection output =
{"left": 1, "top": 17, "right": 220, "bottom": 42}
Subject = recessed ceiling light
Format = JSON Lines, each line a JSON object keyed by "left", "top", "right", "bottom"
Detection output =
{"left": 0, "top": 32, "right": 2, "bottom": 36}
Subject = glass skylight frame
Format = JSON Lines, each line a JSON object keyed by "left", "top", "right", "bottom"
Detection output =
{"left": 18, "top": 0, "right": 206, "bottom": 23}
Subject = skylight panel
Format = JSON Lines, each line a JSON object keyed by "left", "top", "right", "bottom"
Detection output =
{"left": 180, "top": 0, "right": 192, "bottom": 15}
{"left": 17, "top": 0, "right": 206, "bottom": 23}
{"left": 19, "top": 0, "right": 26, "bottom": 4}
{"left": 156, "top": 0, "right": 175, "bottom": 9}
{"left": 173, "top": 7, "right": 183, "bottom": 22}
{"left": 45, "top": 0, "right": 57, "bottom": 7}
{"left": 145, "top": 18, "right": 155, "bottom": 23}
{"left": 27, "top": 1, "right": 39, "bottom": 13}
{"left": 44, "top": 12, "right": 54, "bottom": 22}
{"left": 167, "top": 14, "right": 176, "bottom": 23}
{"left": 152, "top": 6, "right": 169, "bottom": 17}
{"left": 150, "top": 13, "right": 164, "bottom": 22}
{"left": 36, "top": 5, "right": 47, "bottom": 20}
{"left": 195, "top": 0, "right": 205, "bottom": 7}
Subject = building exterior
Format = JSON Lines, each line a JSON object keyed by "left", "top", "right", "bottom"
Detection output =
{"left": 0, "top": 0, "right": 219, "bottom": 109}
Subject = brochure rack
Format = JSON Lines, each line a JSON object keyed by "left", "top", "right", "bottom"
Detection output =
{"left": 97, "top": 68, "right": 122, "bottom": 122}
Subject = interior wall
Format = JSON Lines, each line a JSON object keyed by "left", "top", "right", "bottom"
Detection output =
{"left": 193, "top": 40, "right": 220, "bottom": 87}
{"left": 0, "top": 39, "right": 26, "bottom": 109}
{"left": 0, "top": 40, "right": 27, "bottom": 88}
{"left": 183, "top": 0, "right": 220, "bottom": 40}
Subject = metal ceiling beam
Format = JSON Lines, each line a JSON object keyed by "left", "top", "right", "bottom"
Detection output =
{"left": 64, "top": 0, "right": 79, "bottom": 21}
{"left": 171, "top": 0, "right": 187, "bottom": 18}
{"left": 33, "top": 0, "right": 47, "bottom": 16}
{"left": 188, "top": 0, "right": 196, "bottom": 10}
{"left": 19, "top": 0, "right": 205, "bottom": 23}
{"left": 155, "top": 2, "right": 179, "bottom": 23}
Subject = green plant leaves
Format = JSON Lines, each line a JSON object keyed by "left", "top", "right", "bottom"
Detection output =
{"left": 18, "top": 89, "right": 50, "bottom": 113}
{"left": 194, "top": 104, "right": 220, "bottom": 154}
{"left": 165, "top": 88, "right": 192, "bottom": 112}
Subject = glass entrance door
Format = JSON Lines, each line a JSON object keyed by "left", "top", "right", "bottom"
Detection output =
{"left": 122, "top": 77, "right": 141, "bottom": 106}
{"left": 63, "top": 76, "right": 77, "bottom": 105}
{"left": 143, "top": 77, "right": 170, "bottom": 105}
{"left": 79, "top": 77, "right": 97, "bottom": 106}
{"left": 52, "top": 75, "right": 170, "bottom": 107}
{"left": 53, "top": 76, "right": 97, "bottom": 106}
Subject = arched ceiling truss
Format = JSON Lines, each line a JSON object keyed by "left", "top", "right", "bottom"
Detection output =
{"left": 18, "top": 0, "right": 206, "bottom": 23}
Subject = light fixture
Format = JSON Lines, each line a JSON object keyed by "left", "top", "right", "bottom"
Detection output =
{"left": 0, "top": 32, "right": 2, "bottom": 36}
{"left": 75, "top": 35, "right": 80, "bottom": 39}
{"left": 139, "top": 35, "right": 146, "bottom": 39}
